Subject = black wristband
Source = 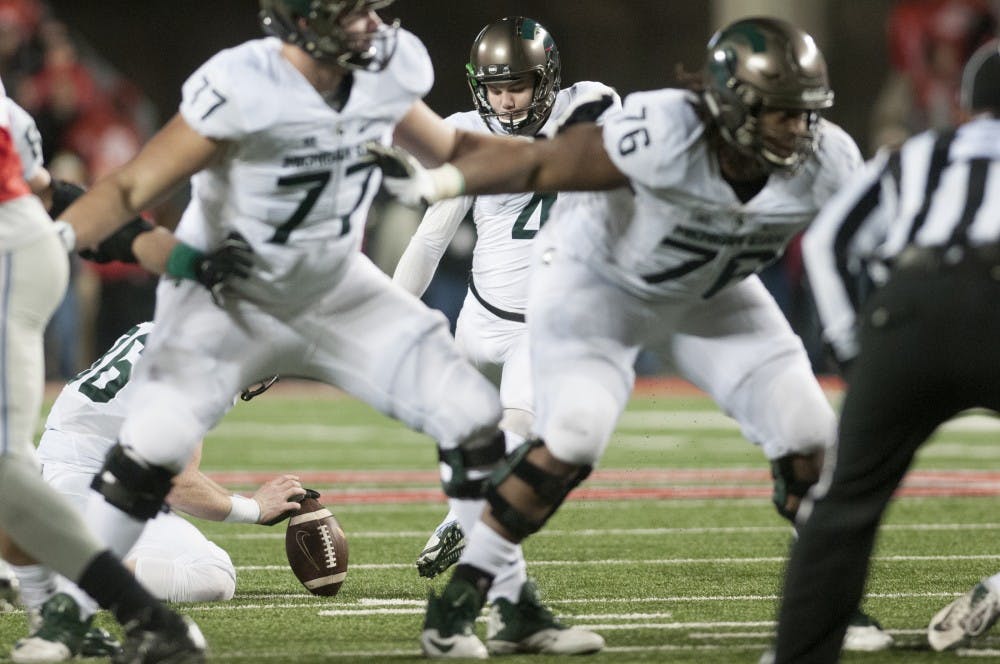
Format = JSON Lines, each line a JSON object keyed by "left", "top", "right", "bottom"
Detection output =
{"left": 49, "top": 180, "right": 86, "bottom": 219}
{"left": 95, "top": 216, "right": 155, "bottom": 264}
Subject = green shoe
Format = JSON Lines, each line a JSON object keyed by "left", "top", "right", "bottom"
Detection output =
{"left": 420, "top": 578, "right": 487, "bottom": 659}
{"left": 486, "top": 580, "right": 604, "bottom": 655}
{"left": 81, "top": 625, "right": 123, "bottom": 659}
{"left": 11, "top": 593, "right": 91, "bottom": 663}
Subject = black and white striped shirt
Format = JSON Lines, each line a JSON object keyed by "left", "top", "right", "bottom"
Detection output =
{"left": 803, "top": 118, "right": 1000, "bottom": 360}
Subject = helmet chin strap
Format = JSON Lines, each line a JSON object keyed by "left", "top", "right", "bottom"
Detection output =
{"left": 715, "top": 138, "right": 772, "bottom": 183}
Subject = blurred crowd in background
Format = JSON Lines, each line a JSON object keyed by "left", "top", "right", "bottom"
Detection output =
{"left": 2, "top": 0, "right": 996, "bottom": 380}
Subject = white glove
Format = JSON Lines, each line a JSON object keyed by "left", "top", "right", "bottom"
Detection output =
{"left": 365, "top": 142, "right": 465, "bottom": 206}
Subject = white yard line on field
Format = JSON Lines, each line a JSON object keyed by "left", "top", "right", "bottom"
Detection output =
{"left": 231, "top": 592, "right": 962, "bottom": 604}
{"left": 56, "top": 642, "right": 990, "bottom": 661}
{"left": 235, "top": 553, "right": 1000, "bottom": 572}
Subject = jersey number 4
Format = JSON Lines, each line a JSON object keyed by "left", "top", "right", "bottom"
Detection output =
{"left": 511, "top": 193, "right": 556, "bottom": 239}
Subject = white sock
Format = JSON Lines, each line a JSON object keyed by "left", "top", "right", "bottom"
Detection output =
{"left": 487, "top": 550, "right": 527, "bottom": 604}
{"left": 9, "top": 564, "right": 57, "bottom": 611}
{"left": 436, "top": 507, "right": 459, "bottom": 530}
{"left": 459, "top": 521, "right": 519, "bottom": 578}
{"left": 448, "top": 498, "right": 486, "bottom": 538}
{"left": 85, "top": 490, "right": 147, "bottom": 558}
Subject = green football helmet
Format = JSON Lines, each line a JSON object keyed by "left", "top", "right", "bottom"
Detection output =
{"left": 703, "top": 16, "right": 833, "bottom": 171}
{"left": 258, "top": 0, "right": 399, "bottom": 71}
{"left": 466, "top": 17, "right": 561, "bottom": 136}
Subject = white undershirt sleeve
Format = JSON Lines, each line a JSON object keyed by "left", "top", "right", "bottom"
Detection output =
{"left": 392, "top": 195, "right": 473, "bottom": 297}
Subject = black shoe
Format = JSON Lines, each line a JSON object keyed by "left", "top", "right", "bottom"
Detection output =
{"left": 112, "top": 611, "right": 206, "bottom": 664}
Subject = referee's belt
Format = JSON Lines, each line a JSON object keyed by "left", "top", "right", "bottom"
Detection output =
{"left": 894, "top": 243, "right": 1000, "bottom": 279}
{"left": 468, "top": 276, "right": 526, "bottom": 323}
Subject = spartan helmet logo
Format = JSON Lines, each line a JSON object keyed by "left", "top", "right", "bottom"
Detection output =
{"left": 702, "top": 16, "right": 834, "bottom": 171}
{"left": 466, "top": 17, "right": 562, "bottom": 136}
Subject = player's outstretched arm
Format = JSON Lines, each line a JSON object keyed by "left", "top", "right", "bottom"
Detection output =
{"left": 378, "top": 100, "right": 628, "bottom": 206}
{"left": 55, "top": 113, "right": 225, "bottom": 270}
{"left": 164, "top": 443, "right": 304, "bottom": 524}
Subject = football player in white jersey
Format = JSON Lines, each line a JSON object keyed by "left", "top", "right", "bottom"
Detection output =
{"left": 0, "top": 84, "right": 207, "bottom": 662}
{"left": 393, "top": 17, "right": 612, "bottom": 656}
{"left": 7, "top": 322, "right": 308, "bottom": 662}
{"left": 46, "top": 2, "right": 607, "bottom": 660}
{"left": 371, "top": 16, "right": 896, "bottom": 655}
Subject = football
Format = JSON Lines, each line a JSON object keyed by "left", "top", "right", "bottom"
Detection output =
{"left": 284, "top": 493, "right": 349, "bottom": 596}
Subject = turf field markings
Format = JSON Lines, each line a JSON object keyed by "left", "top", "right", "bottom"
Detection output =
{"left": 215, "top": 521, "right": 1000, "bottom": 540}
{"left": 40, "top": 643, "right": 994, "bottom": 660}
{"left": 235, "top": 553, "right": 1000, "bottom": 572}
{"left": 227, "top": 592, "right": 964, "bottom": 605}
{"left": 689, "top": 631, "right": 772, "bottom": 639}
{"left": 206, "top": 467, "right": 1000, "bottom": 501}
{"left": 187, "top": 644, "right": 771, "bottom": 659}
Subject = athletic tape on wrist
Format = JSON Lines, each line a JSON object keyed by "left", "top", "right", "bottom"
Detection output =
{"left": 224, "top": 494, "right": 261, "bottom": 524}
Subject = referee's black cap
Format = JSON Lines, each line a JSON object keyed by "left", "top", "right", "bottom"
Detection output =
{"left": 961, "top": 39, "right": 1000, "bottom": 114}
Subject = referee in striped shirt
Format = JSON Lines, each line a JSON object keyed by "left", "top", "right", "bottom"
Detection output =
{"left": 770, "top": 40, "right": 1000, "bottom": 662}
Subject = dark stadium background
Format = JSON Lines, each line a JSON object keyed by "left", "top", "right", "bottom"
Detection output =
{"left": 44, "top": 1, "right": 892, "bottom": 155}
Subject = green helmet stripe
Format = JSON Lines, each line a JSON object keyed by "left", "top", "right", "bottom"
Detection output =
{"left": 728, "top": 24, "right": 767, "bottom": 52}
{"left": 520, "top": 18, "right": 538, "bottom": 40}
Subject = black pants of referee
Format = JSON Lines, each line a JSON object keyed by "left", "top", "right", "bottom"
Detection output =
{"left": 774, "top": 254, "right": 1000, "bottom": 663}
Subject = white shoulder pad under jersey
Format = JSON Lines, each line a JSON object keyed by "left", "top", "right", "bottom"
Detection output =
{"left": 809, "top": 118, "right": 864, "bottom": 206}
{"left": 38, "top": 323, "right": 154, "bottom": 470}
{"left": 4, "top": 98, "right": 42, "bottom": 181}
{"left": 174, "top": 33, "right": 432, "bottom": 304}
{"left": 546, "top": 80, "right": 622, "bottom": 131}
{"left": 603, "top": 89, "right": 703, "bottom": 190}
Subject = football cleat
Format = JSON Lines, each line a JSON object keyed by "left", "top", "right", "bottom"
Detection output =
{"left": 81, "top": 626, "right": 123, "bottom": 658}
{"left": 416, "top": 519, "right": 465, "bottom": 579}
{"left": 113, "top": 611, "right": 206, "bottom": 664}
{"left": 928, "top": 581, "right": 1000, "bottom": 651}
{"left": 420, "top": 578, "right": 487, "bottom": 659}
{"left": 842, "top": 609, "right": 894, "bottom": 652}
{"left": 486, "top": 580, "right": 605, "bottom": 655}
{"left": 11, "top": 593, "right": 90, "bottom": 663}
